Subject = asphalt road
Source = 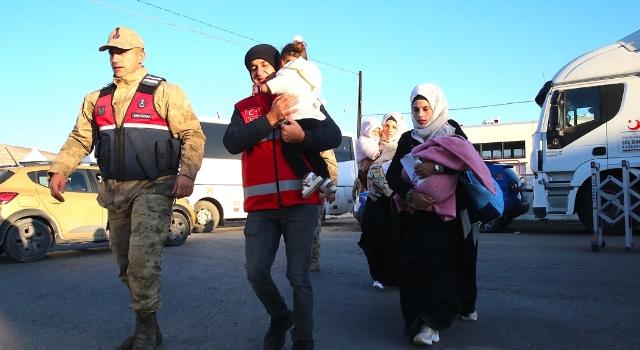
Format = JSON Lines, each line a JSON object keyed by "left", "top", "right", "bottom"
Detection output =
{"left": 1, "top": 216, "right": 639, "bottom": 350}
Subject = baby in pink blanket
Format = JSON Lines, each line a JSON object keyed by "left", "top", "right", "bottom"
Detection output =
{"left": 394, "top": 134, "right": 496, "bottom": 221}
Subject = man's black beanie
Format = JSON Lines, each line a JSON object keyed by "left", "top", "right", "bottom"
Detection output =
{"left": 244, "top": 44, "right": 281, "bottom": 73}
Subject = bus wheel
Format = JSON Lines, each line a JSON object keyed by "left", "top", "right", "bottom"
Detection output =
{"left": 193, "top": 201, "right": 220, "bottom": 233}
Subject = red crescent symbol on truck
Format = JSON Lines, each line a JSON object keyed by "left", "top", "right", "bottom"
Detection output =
{"left": 628, "top": 120, "right": 640, "bottom": 130}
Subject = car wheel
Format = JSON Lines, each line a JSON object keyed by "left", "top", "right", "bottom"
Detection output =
{"left": 193, "top": 200, "right": 220, "bottom": 233}
{"left": 480, "top": 217, "right": 504, "bottom": 233}
{"left": 2, "top": 218, "right": 52, "bottom": 263}
{"left": 165, "top": 211, "right": 190, "bottom": 247}
{"left": 0, "top": 245, "right": 4, "bottom": 255}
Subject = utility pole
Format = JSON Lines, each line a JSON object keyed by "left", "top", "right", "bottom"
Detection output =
{"left": 357, "top": 71, "right": 362, "bottom": 136}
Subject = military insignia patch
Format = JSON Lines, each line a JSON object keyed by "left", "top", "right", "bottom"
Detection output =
{"left": 131, "top": 113, "right": 152, "bottom": 119}
{"left": 138, "top": 99, "right": 146, "bottom": 108}
{"left": 97, "top": 106, "right": 105, "bottom": 116}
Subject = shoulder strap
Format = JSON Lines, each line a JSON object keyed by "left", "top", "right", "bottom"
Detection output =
{"left": 138, "top": 74, "right": 166, "bottom": 95}
{"left": 98, "top": 83, "right": 116, "bottom": 98}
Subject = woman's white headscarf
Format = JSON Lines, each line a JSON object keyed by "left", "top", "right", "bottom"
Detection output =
{"left": 410, "top": 83, "right": 455, "bottom": 143}
{"left": 380, "top": 112, "right": 408, "bottom": 148}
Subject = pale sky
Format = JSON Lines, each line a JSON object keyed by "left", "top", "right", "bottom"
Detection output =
{"left": 1, "top": 0, "right": 638, "bottom": 152}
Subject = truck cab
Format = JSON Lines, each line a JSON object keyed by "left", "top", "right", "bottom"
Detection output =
{"left": 531, "top": 29, "right": 640, "bottom": 233}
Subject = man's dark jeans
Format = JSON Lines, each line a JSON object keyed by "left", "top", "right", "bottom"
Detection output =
{"left": 245, "top": 204, "right": 318, "bottom": 342}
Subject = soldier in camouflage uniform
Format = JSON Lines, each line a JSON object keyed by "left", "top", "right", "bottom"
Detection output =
{"left": 311, "top": 149, "right": 338, "bottom": 272}
{"left": 48, "top": 27, "right": 205, "bottom": 350}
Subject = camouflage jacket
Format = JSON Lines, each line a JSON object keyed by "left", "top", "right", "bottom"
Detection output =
{"left": 48, "top": 68, "right": 205, "bottom": 211}
{"left": 320, "top": 149, "right": 338, "bottom": 184}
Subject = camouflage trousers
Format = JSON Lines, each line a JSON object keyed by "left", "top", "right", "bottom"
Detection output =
{"left": 108, "top": 193, "right": 173, "bottom": 312}
{"left": 312, "top": 205, "right": 323, "bottom": 264}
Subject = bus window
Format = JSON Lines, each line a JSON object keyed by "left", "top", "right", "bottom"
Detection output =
{"left": 334, "top": 136, "right": 354, "bottom": 162}
{"left": 201, "top": 122, "right": 241, "bottom": 160}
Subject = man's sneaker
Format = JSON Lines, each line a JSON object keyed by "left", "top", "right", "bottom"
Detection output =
{"left": 372, "top": 281, "right": 384, "bottom": 289}
{"left": 291, "top": 339, "right": 314, "bottom": 350}
{"left": 461, "top": 310, "right": 478, "bottom": 322}
{"left": 413, "top": 325, "right": 440, "bottom": 345}
{"left": 318, "top": 178, "right": 337, "bottom": 199}
{"left": 302, "top": 173, "right": 324, "bottom": 199}
{"left": 263, "top": 310, "right": 294, "bottom": 350}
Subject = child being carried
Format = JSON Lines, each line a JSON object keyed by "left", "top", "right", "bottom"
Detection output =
{"left": 253, "top": 35, "right": 335, "bottom": 199}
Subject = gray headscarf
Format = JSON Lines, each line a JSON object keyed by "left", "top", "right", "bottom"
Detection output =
{"left": 410, "top": 83, "right": 455, "bottom": 143}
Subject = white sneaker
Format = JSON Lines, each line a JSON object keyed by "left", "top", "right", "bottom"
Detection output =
{"left": 413, "top": 325, "right": 440, "bottom": 345}
{"left": 461, "top": 310, "right": 478, "bottom": 322}
{"left": 302, "top": 172, "right": 324, "bottom": 199}
{"left": 318, "top": 178, "right": 337, "bottom": 199}
{"left": 372, "top": 281, "right": 384, "bottom": 289}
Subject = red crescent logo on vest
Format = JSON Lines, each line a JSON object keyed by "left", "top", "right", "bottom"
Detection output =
{"left": 246, "top": 107, "right": 261, "bottom": 122}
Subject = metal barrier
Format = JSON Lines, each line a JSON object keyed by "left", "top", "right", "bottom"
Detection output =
{"left": 590, "top": 161, "right": 636, "bottom": 251}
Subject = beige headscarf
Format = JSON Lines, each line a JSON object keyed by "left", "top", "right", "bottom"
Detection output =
{"left": 379, "top": 112, "right": 408, "bottom": 149}
{"left": 410, "top": 83, "right": 455, "bottom": 143}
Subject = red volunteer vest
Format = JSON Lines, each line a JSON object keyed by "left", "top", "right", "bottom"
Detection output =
{"left": 235, "top": 94, "right": 321, "bottom": 211}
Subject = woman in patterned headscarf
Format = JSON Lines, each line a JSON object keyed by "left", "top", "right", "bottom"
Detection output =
{"left": 357, "top": 111, "right": 409, "bottom": 289}
{"left": 386, "top": 83, "right": 479, "bottom": 346}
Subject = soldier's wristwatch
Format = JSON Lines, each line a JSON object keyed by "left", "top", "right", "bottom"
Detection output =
{"left": 434, "top": 164, "right": 444, "bottom": 175}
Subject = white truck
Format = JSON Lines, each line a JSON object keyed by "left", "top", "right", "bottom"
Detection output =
{"left": 530, "top": 29, "right": 640, "bottom": 233}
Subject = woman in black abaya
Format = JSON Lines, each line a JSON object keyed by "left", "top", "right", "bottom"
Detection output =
{"left": 357, "top": 112, "right": 409, "bottom": 288}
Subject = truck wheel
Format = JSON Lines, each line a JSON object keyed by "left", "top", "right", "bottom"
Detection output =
{"left": 2, "top": 218, "right": 52, "bottom": 263}
{"left": 193, "top": 201, "right": 220, "bottom": 233}
{"left": 576, "top": 180, "right": 625, "bottom": 236}
{"left": 166, "top": 211, "right": 190, "bottom": 247}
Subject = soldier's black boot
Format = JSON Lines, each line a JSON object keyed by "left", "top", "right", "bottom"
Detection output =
{"left": 131, "top": 311, "right": 157, "bottom": 350}
{"left": 116, "top": 312, "right": 163, "bottom": 350}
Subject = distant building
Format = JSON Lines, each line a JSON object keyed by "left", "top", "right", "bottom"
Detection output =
{"left": 461, "top": 120, "right": 537, "bottom": 189}
{"left": 0, "top": 143, "right": 57, "bottom": 166}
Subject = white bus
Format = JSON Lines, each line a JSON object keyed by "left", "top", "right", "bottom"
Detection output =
{"left": 325, "top": 132, "right": 357, "bottom": 218}
{"left": 189, "top": 117, "right": 356, "bottom": 231}
{"left": 188, "top": 117, "right": 245, "bottom": 232}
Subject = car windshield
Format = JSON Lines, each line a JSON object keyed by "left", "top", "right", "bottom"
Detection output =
{"left": 501, "top": 166, "right": 522, "bottom": 182}
{"left": 0, "top": 169, "right": 15, "bottom": 184}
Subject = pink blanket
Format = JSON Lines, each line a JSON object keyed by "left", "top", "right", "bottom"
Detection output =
{"left": 394, "top": 134, "right": 496, "bottom": 221}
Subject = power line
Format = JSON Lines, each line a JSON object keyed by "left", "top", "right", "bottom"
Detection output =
{"left": 89, "top": 0, "right": 249, "bottom": 47}
{"left": 361, "top": 100, "right": 535, "bottom": 117}
{"left": 136, "top": 0, "right": 261, "bottom": 44}
{"left": 89, "top": 0, "right": 358, "bottom": 75}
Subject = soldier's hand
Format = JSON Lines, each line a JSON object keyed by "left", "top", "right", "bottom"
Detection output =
{"left": 173, "top": 174, "right": 195, "bottom": 198}
{"left": 280, "top": 117, "right": 305, "bottom": 143}
{"left": 49, "top": 173, "right": 67, "bottom": 202}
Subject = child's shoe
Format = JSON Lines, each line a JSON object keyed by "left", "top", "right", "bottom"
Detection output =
{"left": 302, "top": 172, "right": 324, "bottom": 199}
{"left": 318, "top": 178, "right": 337, "bottom": 199}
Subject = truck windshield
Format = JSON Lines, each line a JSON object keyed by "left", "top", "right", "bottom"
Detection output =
{"left": 548, "top": 87, "right": 600, "bottom": 131}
